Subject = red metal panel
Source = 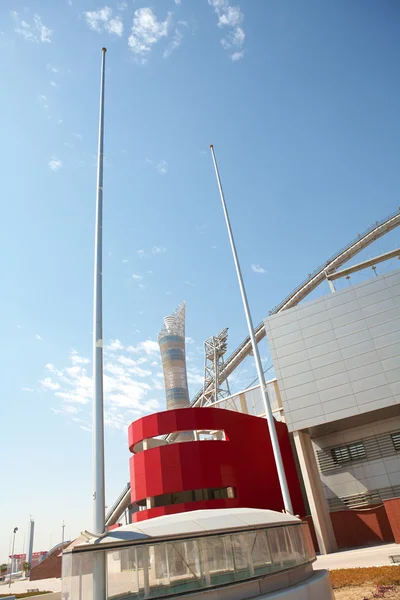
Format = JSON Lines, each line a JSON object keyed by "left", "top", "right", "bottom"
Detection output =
{"left": 128, "top": 407, "right": 305, "bottom": 522}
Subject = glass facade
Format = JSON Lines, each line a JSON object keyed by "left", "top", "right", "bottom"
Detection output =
{"left": 62, "top": 523, "right": 315, "bottom": 600}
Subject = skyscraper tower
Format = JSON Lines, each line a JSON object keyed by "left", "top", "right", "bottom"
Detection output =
{"left": 158, "top": 302, "right": 191, "bottom": 410}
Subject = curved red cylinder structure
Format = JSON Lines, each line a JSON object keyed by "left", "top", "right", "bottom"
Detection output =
{"left": 128, "top": 407, "right": 305, "bottom": 522}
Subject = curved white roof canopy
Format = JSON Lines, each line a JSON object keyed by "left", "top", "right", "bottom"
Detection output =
{"left": 71, "top": 508, "right": 301, "bottom": 552}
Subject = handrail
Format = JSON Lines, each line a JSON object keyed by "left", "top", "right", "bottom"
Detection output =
{"left": 105, "top": 482, "right": 130, "bottom": 523}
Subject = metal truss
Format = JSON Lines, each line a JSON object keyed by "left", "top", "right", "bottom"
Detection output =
{"left": 201, "top": 328, "right": 231, "bottom": 406}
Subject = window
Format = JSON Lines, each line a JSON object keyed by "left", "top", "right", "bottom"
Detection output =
{"left": 391, "top": 432, "right": 400, "bottom": 452}
{"left": 331, "top": 441, "right": 366, "bottom": 465}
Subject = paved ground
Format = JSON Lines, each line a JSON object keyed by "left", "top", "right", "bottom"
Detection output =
{"left": 0, "top": 577, "right": 61, "bottom": 594}
{"left": 316, "top": 542, "right": 400, "bottom": 570}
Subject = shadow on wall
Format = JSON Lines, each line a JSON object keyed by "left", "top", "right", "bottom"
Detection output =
{"left": 305, "top": 504, "right": 395, "bottom": 551}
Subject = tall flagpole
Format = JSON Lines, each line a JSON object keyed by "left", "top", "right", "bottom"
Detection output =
{"left": 209, "top": 144, "right": 293, "bottom": 515}
{"left": 92, "top": 47, "right": 107, "bottom": 600}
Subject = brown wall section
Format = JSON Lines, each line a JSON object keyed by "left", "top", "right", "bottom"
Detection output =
{"left": 384, "top": 497, "right": 400, "bottom": 544}
{"left": 306, "top": 503, "right": 395, "bottom": 551}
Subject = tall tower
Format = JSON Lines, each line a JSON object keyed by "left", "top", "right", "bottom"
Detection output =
{"left": 158, "top": 302, "right": 190, "bottom": 410}
{"left": 202, "top": 328, "right": 231, "bottom": 406}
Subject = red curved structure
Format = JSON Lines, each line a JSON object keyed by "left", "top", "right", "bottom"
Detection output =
{"left": 128, "top": 407, "right": 305, "bottom": 522}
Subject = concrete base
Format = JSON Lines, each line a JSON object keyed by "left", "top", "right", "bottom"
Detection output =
{"left": 256, "top": 570, "right": 333, "bottom": 600}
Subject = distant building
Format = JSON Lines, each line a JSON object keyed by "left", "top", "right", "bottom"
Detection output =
{"left": 158, "top": 302, "right": 190, "bottom": 410}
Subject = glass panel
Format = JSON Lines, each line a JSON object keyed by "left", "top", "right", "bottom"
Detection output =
{"left": 266, "top": 528, "right": 283, "bottom": 572}
{"left": 204, "top": 534, "right": 235, "bottom": 587}
{"left": 249, "top": 530, "right": 273, "bottom": 576}
{"left": 302, "top": 523, "right": 316, "bottom": 561}
{"left": 107, "top": 548, "right": 138, "bottom": 600}
{"left": 164, "top": 539, "right": 204, "bottom": 596}
{"left": 286, "top": 526, "right": 306, "bottom": 564}
{"left": 231, "top": 533, "right": 251, "bottom": 581}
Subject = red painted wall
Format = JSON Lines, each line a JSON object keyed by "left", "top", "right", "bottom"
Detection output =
{"left": 128, "top": 407, "right": 305, "bottom": 522}
{"left": 305, "top": 504, "right": 395, "bottom": 552}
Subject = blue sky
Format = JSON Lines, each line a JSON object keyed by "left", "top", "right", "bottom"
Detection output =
{"left": 1, "top": 0, "right": 400, "bottom": 561}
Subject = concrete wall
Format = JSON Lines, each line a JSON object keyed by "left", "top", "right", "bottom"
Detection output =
{"left": 312, "top": 415, "right": 400, "bottom": 509}
{"left": 264, "top": 269, "right": 400, "bottom": 432}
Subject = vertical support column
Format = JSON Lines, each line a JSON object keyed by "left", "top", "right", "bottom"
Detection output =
{"left": 293, "top": 430, "right": 337, "bottom": 555}
{"left": 325, "top": 271, "right": 336, "bottom": 293}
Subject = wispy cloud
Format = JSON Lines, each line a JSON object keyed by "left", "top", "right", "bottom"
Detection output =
{"left": 156, "top": 160, "right": 168, "bottom": 174}
{"left": 36, "top": 334, "right": 43, "bottom": 341}
{"left": 39, "top": 95, "right": 48, "bottom": 109}
{"left": 132, "top": 273, "right": 142, "bottom": 280}
{"left": 208, "top": 0, "right": 245, "bottom": 61}
{"left": 11, "top": 11, "right": 53, "bottom": 43}
{"left": 42, "top": 344, "right": 162, "bottom": 430}
{"left": 175, "top": 0, "right": 182, "bottom": 4}
{"left": 40, "top": 377, "right": 60, "bottom": 391}
{"left": 137, "top": 246, "right": 166, "bottom": 258}
{"left": 128, "top": 8, "right": 171, "bottom": 58}
{"left": 84, "top": 6, "right": 124, "bottom": 36}
{"left": 251, "top": 264, "right": 266, "bottom": 274}
{"left": 47, "top": 64, "right": 59, "bottom": 73}
{"left": 152, "top": 246, "right": 166, "bottom": 255}
{"left": 146, "top": 158, "right": 168, "bottom": 175}
{"left": 163, "top": 28, "right": 183, "bottom": 59}
{"left": 122, "top": 259, "right": 129, "bottom": 263}
{"left": 50, "top": 81, "right": 57, "bottom": 87}
{"left": 138, "top": 283, "right": 148, "bottom": 291}
{"left": 48, "top": 158, "right": 62, "bottom": 171}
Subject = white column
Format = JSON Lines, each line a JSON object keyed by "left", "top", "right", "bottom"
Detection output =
{"left": 293, "top": 430, "right": 337, "bottom": 555}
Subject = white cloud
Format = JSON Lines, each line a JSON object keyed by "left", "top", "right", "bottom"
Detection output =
{"left": 108, "top": 16, "right": 124, "bottom": 36}
{"left": 137, "top": 249, "right": 146, "bottom": 258}
{"left": 187, "top": 368, "right": 204, "bottom": 385}
{"left": 132, "top": 273, "right": 142, "bottom": 280}
{"left": 185, "top": 337, "right": 195, "bottom": 344}
{"left": 107, "top": 339, "right": 124, "bottom": 351}
{"left": 251, "top": 264, "right": 266, "bottom": 274}
{"left": 152, "top": 246, "right": 166, "bottom": 254}
{"left": 36, "top": 334, "right": 43, "bottom": 341}
{"left": 40, "top": 377, "right": 60, "bottom": 391}
{"left": 163, "top": 29, "right": 183, "bottom": 59}
{"left": 231, "top": 50, "right": 244, "bottom": 62}
{"left": 11, "top": 12, "right": 53, "bottom": 43}
{"left": 208, "top": 0, "right": 245, "bottom": 61}
{"left": 175, "top": 0, "right": 182, "bottom": 4}
{"left": 47, "top": 64, "right": 58, "bottom": 73}
{"left": 84, "top": 6, "right": 124, "bottom": 36}
{"left": 48, "top": 158, "right": 62, "bottom": 171}
{"left": 147, "top": 158, "right": 168, "bottom": 175}
{"left": 122, "top": 259, "right": 129, "bottom": 263}
{"left": 50, "top": 81, "right": 57, "bottom": 87}
{"left": 22, "top": 387, "right": 35, "bottom": 392}
{"left": 70, "top": 349, "right": 90, "bottom": 365}
{"left": 156, "top": 160, "right": 168, "bottom": 174}
{"left": 138, "top": 283, "right": 148, "bottom": 291}
{"left": 128, "top": 8, "right": 170, "bottom": 57}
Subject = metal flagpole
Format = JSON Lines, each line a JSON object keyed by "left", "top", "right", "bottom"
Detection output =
{"left": 92, "top": 47, "right": 107, "bottom": 600}
{"left": 209, "top": 144, "right": 293, "bottom": 515}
